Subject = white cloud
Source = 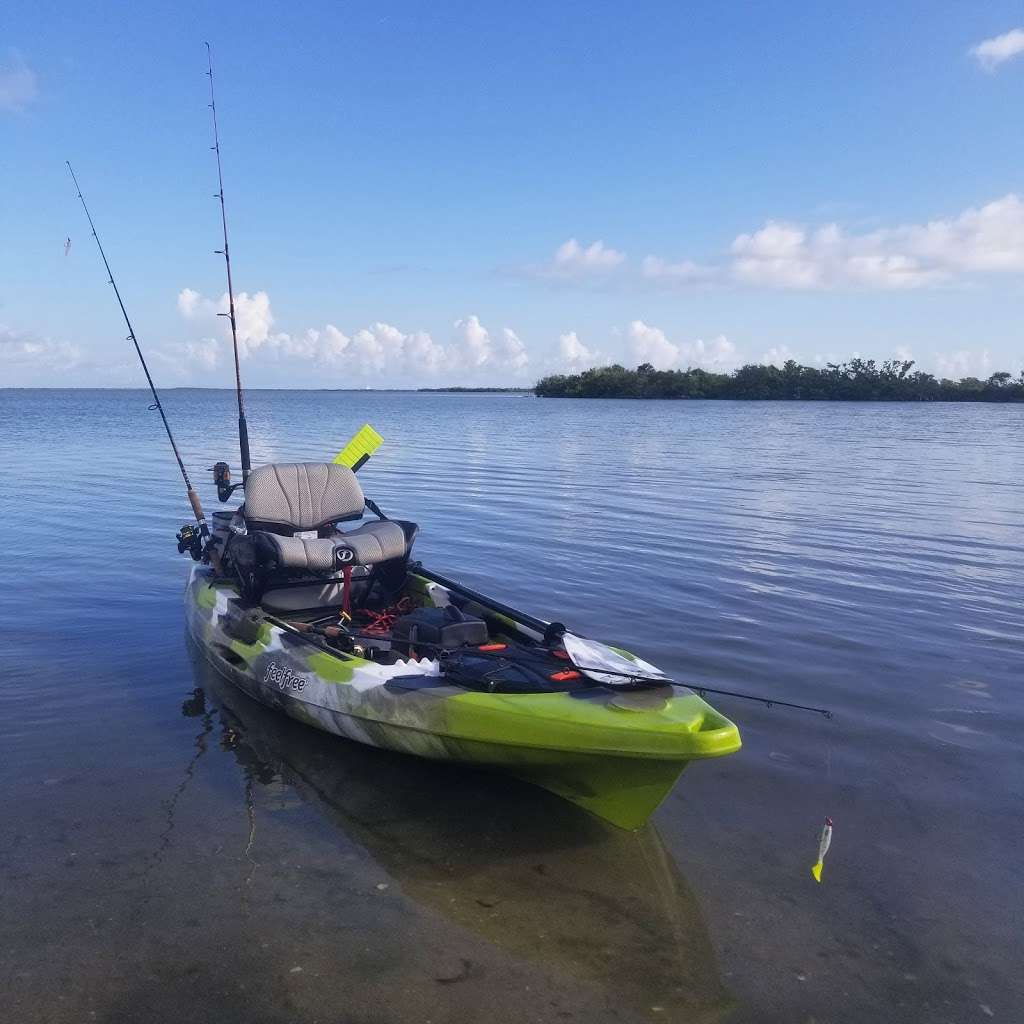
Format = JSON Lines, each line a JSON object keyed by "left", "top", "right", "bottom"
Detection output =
{"left": 177, "top": 287, "right": 202, "bottom": 318}
{"left": 343, "top": 321, "right": 451, "bottom": 375}
{"left": 895, "top": 194, "right": 1024, "bottom": 272}
{"left": 526, "top": 238, "right": 626, "bottom": 280}
{"left": 556, "top": 238, "right": 626, "bottom": 273}
{"left": 0, "top": 53, "right": 38, "bottom": 113}
{"left": 183, "top": 338, "right": 220, "bottom": 371}
{"left": 627, "top": 320, "right": 738, "bottom": 371}
{"left": 558, "top": 330, "right": 601, "bottom": 369}
{"left": 233, "top": 291, "right": 274, "bottom": 352}
{"left": 520, "top": 194, "right": 1024, "bottom": 292}
{"left": 970, "top": 28, "right": 1024, "bottom": 71}
{"left": 173, "top": 290, "right": 529, "bottom": 381}
{"left": 761, "top": 344, "right": 796, "bottom": 367}
{"left": 175, "top": 288, "right": 274, "bottom": 355}
{"left": 450, "top": 316, "right": 530, "bottom": 372}
{"left": 729, "top": 196, "right": 1024, "bottom": 289}
{"left": 498, "top": 328, "right": 529, "bottom": 371}
{"left": 452, "top": 314, "right": 492, "bottom": 366}
{"left": 0, "top": 325, "right": 80, "bottom": 369}
{"left": 640, "top": 255, "right": 716, "bottom": 285}
{"left": 628, "top": 321, "right": 680, "bottom": 370}
{"left": 935, "top": 349, "right": 993, "bottom": 378}
{"left": 730, "top": 221, "right": 945, "bottom": 289}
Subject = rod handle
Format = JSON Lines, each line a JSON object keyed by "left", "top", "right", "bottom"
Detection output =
{"left": 187, "top": 488, "right": 206, "bottom": 525}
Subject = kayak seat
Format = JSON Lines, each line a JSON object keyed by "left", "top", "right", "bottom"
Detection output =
{"left": 244, "top": 462, "right": 367, "bottom": 532}
{"left": 227, "top": 462, "right": 417, "bottom": 603}
{"left": 255, "top": 520, "right": 408, "bottom": 572}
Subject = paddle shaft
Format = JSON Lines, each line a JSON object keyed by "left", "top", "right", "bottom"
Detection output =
{"left": 413, "top": 564, "right": 555, "bottom": 636}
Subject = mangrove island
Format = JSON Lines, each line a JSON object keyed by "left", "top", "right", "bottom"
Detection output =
{"left": 535, "top": 359, "right": 1024, "bottom": 402}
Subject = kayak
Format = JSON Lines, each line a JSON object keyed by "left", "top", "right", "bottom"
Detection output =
{"left": 183, "top": 459, "right": 741, "bottom": 830}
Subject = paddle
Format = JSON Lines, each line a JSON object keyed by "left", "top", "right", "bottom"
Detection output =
{"left": 334, "top": 423, "right": 384, "bottom": 471}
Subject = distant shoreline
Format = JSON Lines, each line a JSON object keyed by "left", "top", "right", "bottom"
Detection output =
{"left": 536, "top": 360, "right": 1024, "bottom": 402}
{"left": 4, "top": 362, "right": 1024, "bottom": 402}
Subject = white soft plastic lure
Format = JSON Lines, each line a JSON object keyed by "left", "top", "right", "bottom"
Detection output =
{"left": 811, "top": 817, "right": 833, "bottom": 883}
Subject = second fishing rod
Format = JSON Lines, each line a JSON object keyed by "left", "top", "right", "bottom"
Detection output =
{"left": 205, "top": 41, "right": 251, "bottom": 483}
{"left": 66, "top": 161, "right": 211, "bottom": 559}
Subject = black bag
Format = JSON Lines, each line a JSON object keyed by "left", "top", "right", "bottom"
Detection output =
{"left": 391, "top": 605, "right": 488, "bottom": 656}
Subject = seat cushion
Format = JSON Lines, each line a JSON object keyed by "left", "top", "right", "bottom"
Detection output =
{"left": 245, "top": 463, "right": 365, "bottom": 531}
{"left": 336, "top": 520, "right": 408, "bottom": 563}
{"left": 255, "top": 520, "right": 408, "bottom": 572}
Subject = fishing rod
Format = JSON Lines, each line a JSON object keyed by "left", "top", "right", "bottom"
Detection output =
{"left": 205, "top": 42, "right": 251, "bottom": 481}
{"left": 411, "top": 566, "right": 831, "bottom": 715}
{"left": 474, "top": 653, "right": 834, "bottom": 717}
{"left": 563, "top": 664, "right": 834, "bottom": 718}
{"left": 282, "top": 617, "right": 832, "bottom": 716}
{"left": 66, "top": 161, "right": 211, "bottom": 545}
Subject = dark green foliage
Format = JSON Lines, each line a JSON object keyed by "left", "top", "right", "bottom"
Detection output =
{"left": 534, "top": 360, "right": 1024, "bottom": 402}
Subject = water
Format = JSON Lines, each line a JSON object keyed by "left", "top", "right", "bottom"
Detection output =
{"left": 1, "top": 389, "right": 1022, "bottom": 1023}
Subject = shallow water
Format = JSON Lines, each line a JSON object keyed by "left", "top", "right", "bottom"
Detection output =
{"left": 1, "top": 389, "right": 1022, "bottom": 1023}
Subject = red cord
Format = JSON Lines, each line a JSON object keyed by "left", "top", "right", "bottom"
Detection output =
{"left": 356, "top": 596, "right": 412, "bottom": 636}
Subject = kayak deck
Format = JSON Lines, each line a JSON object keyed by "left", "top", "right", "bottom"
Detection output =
{"left": 186, "top": 564, "right": 740, "bottom": 829}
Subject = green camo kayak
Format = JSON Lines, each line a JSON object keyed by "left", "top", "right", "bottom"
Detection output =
{"left": 186, "top": 550, "right": 740, "bottom": 830}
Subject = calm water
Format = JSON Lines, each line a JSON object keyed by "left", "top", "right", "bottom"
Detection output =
{"left": 1, "top": 389, "right": 1022, "bottom": 1024}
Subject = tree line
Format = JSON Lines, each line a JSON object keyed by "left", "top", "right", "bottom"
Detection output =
{"left": 534, "top": 359, "right": 1024, "bottom": 401}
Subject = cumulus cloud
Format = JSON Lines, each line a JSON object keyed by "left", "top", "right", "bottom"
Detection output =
{"left": 173, "top": 289, "right": 530, "bottom": 381}
{"left": 760, "top": 344, "right": 796, "bottom": 368}
{"left": 970, "top": 28, "right": 1024, "bottom": 71}
{"left": 498, "top": 328, "right": 529, "bottom": 371}
{"left": 627, "top": 320, "right": 738, "bottom": 371}
{"left": 640, "top": 255, "right": 716, "bottom": 285}
{"left": 730, "top": 221, "right": 942, "bottom": 289}
{"left": 0, "top": 52, "right": 38, "bottom": 113}
{"left": 450, "top": 316, "right": 530, "bottom": 371}
{"left": 176, "top": 287, "right": 202, "bottom": 318}
{"left": 558, "top": 330, "right": 602, "bottom": 369}
{"left": 176, "top": 288, "right": 274, "bottom": 355}
{"left": 730, "top": 195, "right": 1024, "bottom": 289}
{"left": 555, "top": 238, "right": 625, "bottom": 274}
{"left": 935, "top": 349, "right": 993, "bottom": 378}
{"left": 0, "top": 325, "right": 80, "bottom": 369}
{"left": 522, "top": 238, "right": 626, "bottom": 280}
{"left": 183, "top": 338, "right": 221, "bottom": 371}
{"left": 519, "top": 194, "right": 1024, "bottom": 292}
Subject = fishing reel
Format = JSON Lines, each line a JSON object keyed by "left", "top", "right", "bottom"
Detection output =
{"left": 210, "top": 461, "right": 244, "bottom": 502}
{"left": 176, "top": 523, "right": 204, "bottom": 560}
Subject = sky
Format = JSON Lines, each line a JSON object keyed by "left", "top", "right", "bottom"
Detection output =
{"left": 2, "top": 0, "right": 1024, "bottom": 388}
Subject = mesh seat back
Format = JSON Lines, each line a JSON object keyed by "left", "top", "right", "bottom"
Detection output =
{"left": 244, "top": 463, "right": 365, "bottom": 531}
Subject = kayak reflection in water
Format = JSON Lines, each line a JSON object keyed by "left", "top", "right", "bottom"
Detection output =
{"left": 185, "top": 643, "right": 734, "bottom": 1020}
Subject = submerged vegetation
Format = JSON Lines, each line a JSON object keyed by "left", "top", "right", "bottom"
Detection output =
{"left": 535, "top": 359, "right": 1024, "bottom": 402}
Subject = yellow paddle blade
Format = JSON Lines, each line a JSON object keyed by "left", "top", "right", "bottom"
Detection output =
{"left": 811, "top": 861, "right": 824, "bottom": 883}
{"left": 333, "top": 424, "right": 383, "bottom": 471}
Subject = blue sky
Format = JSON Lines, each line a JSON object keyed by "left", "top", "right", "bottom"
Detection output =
{"left": 2, "top": 0, "right": 1024, "bottom": 387}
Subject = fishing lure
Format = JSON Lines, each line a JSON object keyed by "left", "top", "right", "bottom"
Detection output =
{"left": 811, "top": 817, "right": 833, "bottom": 883}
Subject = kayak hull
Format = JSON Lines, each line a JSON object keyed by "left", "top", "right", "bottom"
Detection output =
{"left": 185, "top": 566, "right": 740, "bottom": 829}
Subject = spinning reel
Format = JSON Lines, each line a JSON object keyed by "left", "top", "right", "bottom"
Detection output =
{"left": 176, "top": 523, "right": 204, "bottom": 560}
{"left": 210, "top": 461, "right": 245, "bottom": 502}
